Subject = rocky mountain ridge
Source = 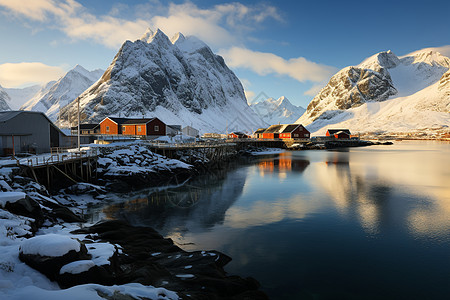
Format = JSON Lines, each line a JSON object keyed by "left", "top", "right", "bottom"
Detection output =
{"left": 296, "top": 49, "right": 450, "bottom": 137}
{"left": 59, "top": 28, "right": 265, "bottom": 133}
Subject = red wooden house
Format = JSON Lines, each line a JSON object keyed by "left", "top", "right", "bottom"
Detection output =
{"left": 228, "top": 131, "right": 249, "bottom": 139}
{"left": 262, "top": 124, "right": 284, "bottom": 139}
{"left": 279, "top": 124, "right": 310, "bottom": 139}
{"left": 253, "top": 128, "right": 267, "bottom": 139}
{"left": 99, "top": 117, "right": 166, "bottom": 136}
{"left": 326, "top": 129, "right": 351, "bottom": 139}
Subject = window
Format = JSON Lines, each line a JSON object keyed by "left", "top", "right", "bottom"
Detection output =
{"left": 137, "top": 126, "right": 141, "bottom": 132}
{"left": 294, "top": 134, "right": 299, "bottom": 137}
{"left": 122, "top": 126, "right": 126, "bottom": 132}
{"left": 305, "top": 133, "right": 309, "bottom": 137}
{"left": 106, "top": 126, "right": 110, "bottom": 132}
{"left": 154, "top": 125, "right": 159, "bottom": 131}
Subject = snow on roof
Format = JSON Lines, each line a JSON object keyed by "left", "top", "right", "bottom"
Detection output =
{"left": 0, "top": 192, "right": 26, "bottom": 207}
{"left": 281, "top": 124, "right": 300, "bottom": 133}
{"left": 20, "top": 234, "right": 81, "bottom": 257}
{"left": 327, "top": 129, "right": 351, "bottom": 135}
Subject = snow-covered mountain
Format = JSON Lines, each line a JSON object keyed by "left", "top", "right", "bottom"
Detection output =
{"left": 4, "top": 85, "right": 41, "bottom": 110}
{"left": 296, "top": 49, "right": 450, "bottom": 136}
{"left": 59, "top": 29, "right": 265, "bottom": 133}
{"left": 250, "top": 96, "right": 305, "bottom": 125}
{"left": 0, "top": 84, "right": 11, "bottom": 111}
{"left": 21, "top": 65, "right": 104, "bottom": 121}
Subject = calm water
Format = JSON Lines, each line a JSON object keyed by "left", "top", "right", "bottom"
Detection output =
{"left": 102, "top": 141, "right": 450, "bottom": 299}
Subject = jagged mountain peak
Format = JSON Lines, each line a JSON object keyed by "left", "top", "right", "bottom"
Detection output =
{"left": 402, "top": 49, "right": 450, "bottom": 68}
{"left": 170, "top": 32, "right": 185, "bottom": 44}
{"left": 250, "top": 96, "right": 305, "bottom": 125}
{"left": 140, "top": 27, "right": 154, "bottom": 42}
{"left": 359, "top": 50, "right": 400, "bottom": 71}
{"left": 60, "top": 28, "right": 264, "bottom": 133}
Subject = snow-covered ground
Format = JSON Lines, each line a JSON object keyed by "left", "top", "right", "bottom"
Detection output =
{"left": 0, "top": 142, "right": 197, "bottom": 299}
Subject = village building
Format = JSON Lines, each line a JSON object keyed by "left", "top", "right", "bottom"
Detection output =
{"left": 279, "top": 124, "right": 310, "bottom": 139}
{"left": 182, "top": 126, "right": 199, "bottom": 138}
{"left": 262, "top": 125, "right": 284, "bottom": 139}
{"left": 166, "top": 125, "right": 182, "bottom": 137}
{"left": 253, "top": 128, "right": 267, "bottom": 139}
{"left": 70, "top": 124, "right": 99, "bottom": 135}
{"left": 326, "top": 129, "right": 351, "bottom": 139}
{"left": 0, "top": 111, "right": 68, "bottom": 156}
{"left": 99, "top": 117, "right": 166, "bottom": 136}
{"left": 228, "top": 131, "right": 250, "bottom": 139}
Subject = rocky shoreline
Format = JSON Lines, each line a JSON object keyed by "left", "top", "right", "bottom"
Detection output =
{"left": 0, "top": 143, "right": 269, "bottom": 299}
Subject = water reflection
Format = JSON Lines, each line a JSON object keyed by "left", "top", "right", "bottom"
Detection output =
{"left": 98, "top": 141, "right": 450, "bottom": 299}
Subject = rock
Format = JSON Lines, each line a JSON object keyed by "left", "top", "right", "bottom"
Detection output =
{"left": 72, "top": 220, "right": 268, "bottom": 299}
{"left": 19, "top": 237, "right": 90, "bottom": 281}
{"left": 3, "top": 195, "right": 44, "bottom": 230}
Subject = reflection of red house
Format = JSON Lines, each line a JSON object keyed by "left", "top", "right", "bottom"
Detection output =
{"left": 279, "top": 124, "right": 310, "bottom": 139}
{"left": 99, "top": 117, "right": 166, "bottom": 136}
{"left": 326, "top": 129, "right": 351, "bottom": 139}
{"left": 228, "top": 132, "right": 249, "bottom": 139}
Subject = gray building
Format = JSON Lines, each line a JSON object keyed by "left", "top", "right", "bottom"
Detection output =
{"left": 182, "top": 126, "right": 199, "bottom": 138}
{"left": 0, "top": 111, "right": 67, "bottom": 156}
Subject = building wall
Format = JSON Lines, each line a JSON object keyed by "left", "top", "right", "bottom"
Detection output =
{"left": 100, "top": 118, "right": 120, "bottom": 135}
{"left": 122, "top": 125, "right": 136, "bottom": 135}
{"left": 335, "top": 132, "right": 350, "bottom": 139}
{"left": 293, "top": 126, "right": 310, "bottom": 138}
{"left": 0, "top": 112, "right": 52, "bottom": 154}
{"left": 146, "top": 119, "right": 166, "bottom": 136}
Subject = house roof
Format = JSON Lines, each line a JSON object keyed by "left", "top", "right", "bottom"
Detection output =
{"left": 281, "top": 124, "right": 300, "bottom": 133}
{"left": 327, "top": 129, "right": 351, "bottom": 135}
{"left": 264, "top": 124, "right": 285, "bottom": 133}
{"left": 0, "top": 111, "right": 22, "bottom": 122}
{"left": 0, "top": 111, "right": 67, "bottom": 136}
{"left": 105, "top": 117, "right": 129, "bottom": 125}
{"left": 122, "top": 118, "right": 156, "bottom": 125}
{"left": 70, "top": 124, "right": 99, "bottom": 130}
{"left": 254, "top": 128, "right": 267, "bottom": 134}
{"left": 230, "top": 131, "right": 248, "bottom": 137}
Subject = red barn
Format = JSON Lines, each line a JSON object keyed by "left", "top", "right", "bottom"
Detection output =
{"left": 279, "top": 124, "right": 310, "bottom": 139}
{"left": 326, "top": 129, "right": 351, "bottom": 139}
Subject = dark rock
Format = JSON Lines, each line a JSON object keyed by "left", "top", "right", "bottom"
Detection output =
{"left": 19, "top": 240, "right": 90, "bottom": 281}
{"left": 4, "top": 195, "right": 44, "bottom": 230}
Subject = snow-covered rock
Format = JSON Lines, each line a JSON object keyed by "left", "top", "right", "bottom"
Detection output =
{"left": 21, "top": 65, "right": 104, "bottom": 121}
{"left": 0, "top": 192, "right": 27, "bottom": 207}
{"left": 250, "top": 96, "right": 305, "bottom": 125}
{"left": 296, "top": 49, "right": 450, "bottom": 136}
{"left": 60, "top": 29, "right": 265, "bottom": 134}
{"left": 20, "top": 234, "right": 81, "bottom": 257}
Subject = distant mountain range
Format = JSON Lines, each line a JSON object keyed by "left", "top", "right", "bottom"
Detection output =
{"left": 20, "top": 65, "right": 104, "bottom": 122}
{"left": 59, "top": 28, "right": 265, "bottom": 133}
{"left": 296, "top": 49, "right": 450, "bottom": 136}
{"left": 250, "top": 96, "right": 305, "bottom": 125}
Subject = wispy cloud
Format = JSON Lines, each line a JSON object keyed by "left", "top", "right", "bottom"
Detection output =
{"left": 220, "top": 47, "right": 337, "bottom": 84}
{"left": 0, "top": 62, "right": 65, "bottom": 87}
{"left": 0, "top": 0, "right": 282, "bottom": 49}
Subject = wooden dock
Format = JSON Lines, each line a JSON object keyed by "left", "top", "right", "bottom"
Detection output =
{"left": 21, "top": 149, "right": 98, "bottom": 189}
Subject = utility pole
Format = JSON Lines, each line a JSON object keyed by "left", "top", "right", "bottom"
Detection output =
{"left": 77, "top": 97, "right": 80, "bottom": 151}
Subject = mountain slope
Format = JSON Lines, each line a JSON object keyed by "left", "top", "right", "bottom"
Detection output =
{"left": 296, "top": 49, "right": 450, "bottom": 136}
{"left": 4, "top": 85, "right": 41, "bottom": 110}
{"left": 0, "top": 84, "right": 11, "bottom": 111}
{"left": 250, "top": 96, "right": 305, "bottom": 125}
{"left": 59, "top": 29, "right": 265, "bottom": 133}
{"left": 21, "top": 65, "right": 104, "bottom": 121}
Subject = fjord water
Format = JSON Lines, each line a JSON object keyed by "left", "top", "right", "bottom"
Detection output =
{"left": 106, "top": 141, "right": 450, "bottom": 299}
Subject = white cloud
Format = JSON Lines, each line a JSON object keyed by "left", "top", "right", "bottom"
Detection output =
{"left": 221, "top": 47, "right": 337, "bottom": 83}
{"left": 304, "top": 83, "right": 326, "bottom": 96}
{"left": 0, "top": 0, "right": 282, "bottom": 49}
{"left": 0, "top": 62, "right": 65, "bottom": 88}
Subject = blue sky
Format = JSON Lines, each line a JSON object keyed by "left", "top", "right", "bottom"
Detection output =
{"left": 0, "top": 0, "right": 449, "bottom": 108}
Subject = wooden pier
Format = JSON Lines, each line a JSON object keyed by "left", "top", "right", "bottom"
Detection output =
{"left": 21, "top": 149, "right": 98, "bottom": 189}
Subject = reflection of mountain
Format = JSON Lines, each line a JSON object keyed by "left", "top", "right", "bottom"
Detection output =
{"left": 102, "top": 164, "right": 249, "bottom": 235}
